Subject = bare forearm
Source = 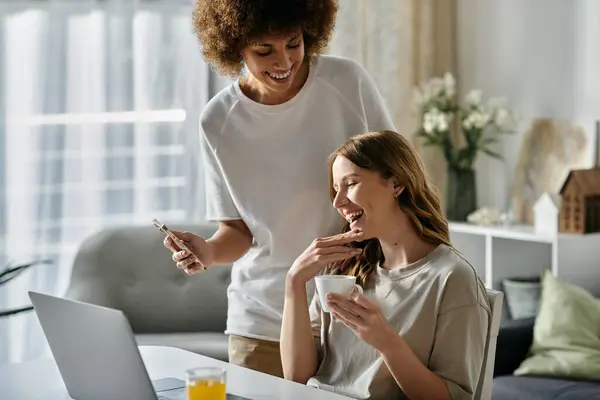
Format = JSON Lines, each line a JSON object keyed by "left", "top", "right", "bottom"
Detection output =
{"left": 207, "top": 221, "right": 253, "bottom": 265}
{"left": 381, "top": 335, "right": 451, "bottom": 400}
{"left": 280, "top": 278, "right": 319, "bottom": 383}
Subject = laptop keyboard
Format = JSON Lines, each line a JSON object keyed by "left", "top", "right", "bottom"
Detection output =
{"left": 156, "top": 390, "right": 185, "bottom": 400}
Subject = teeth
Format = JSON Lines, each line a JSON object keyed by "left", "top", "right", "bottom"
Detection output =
{"left": 346, "top": 211, "right": 364, "bottom": 223}
{"left": 267, "top": 69, "right": 291, "bottom": 80}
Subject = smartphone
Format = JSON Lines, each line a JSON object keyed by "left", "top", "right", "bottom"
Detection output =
{"left": 152, "top": 218, "right": 204, "bottom": 268}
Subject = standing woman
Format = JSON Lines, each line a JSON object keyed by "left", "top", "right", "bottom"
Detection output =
{"left": 164, "top": 0, "right": 395, "bottom": 377}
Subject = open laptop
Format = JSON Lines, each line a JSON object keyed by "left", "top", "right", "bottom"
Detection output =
{"left": 29, "top": 291, "right": 252, "bottom": 400}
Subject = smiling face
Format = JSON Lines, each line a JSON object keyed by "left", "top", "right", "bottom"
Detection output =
{"left": 331, "top": 155, "right": 403, "bottom": 239}
{"left": 240, "top": 31, "right": 306, "bottom": 99}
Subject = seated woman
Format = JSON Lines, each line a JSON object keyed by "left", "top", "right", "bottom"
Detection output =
{"left": 281, "top": 130, "right": 491, "bottom": 400}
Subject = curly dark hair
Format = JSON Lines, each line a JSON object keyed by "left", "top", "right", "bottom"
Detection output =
{"left": 192, "top": 0, "right": 339, "bottom": 77}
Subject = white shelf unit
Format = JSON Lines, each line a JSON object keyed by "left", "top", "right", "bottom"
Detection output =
{"left": 449, "top": 222, "right": 600, "bottom": 295}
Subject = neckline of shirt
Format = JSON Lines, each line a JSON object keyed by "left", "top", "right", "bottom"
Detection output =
{"left": 376, "top": 244, "right": 447, "bottom": 281}
{"left": 232, "top": 55, "right": 320, "bottom": 113}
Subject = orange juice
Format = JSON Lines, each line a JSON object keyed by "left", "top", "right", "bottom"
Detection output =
{"left": 186, "top": 379, "right": 226, "bottom": 400}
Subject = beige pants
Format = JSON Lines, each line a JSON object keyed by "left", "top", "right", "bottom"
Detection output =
{"left": 228, "top": 334, "right": 284, "bottom": 378}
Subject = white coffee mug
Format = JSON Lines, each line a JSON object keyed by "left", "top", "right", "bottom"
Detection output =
{"left": 315, "top": 275, "right": 363, "bottom": 313}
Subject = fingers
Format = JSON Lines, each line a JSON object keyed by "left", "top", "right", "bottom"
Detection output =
{"left": 316, "top": 230, "right": 365, "bottom": 247}
{"left": 172, "top": 250, "right": 190, "bottom": 262}
{"left": 176, "top": 258, "right": 205, "bottom": 274}
{"left": 173, "top": 249, "right": 205, "bottom": 272}
{"left": 170, "top": 230, "right": 194, "bottom": 241}
{"left": 163, "top": 231, "right": 194, "bottom": 252}
{"left": 351, "top": 292, "right": 374, "bottom": 309}
{"left": 318, "top": 246, "right": 362, "bottom": 256}
{"left": 175, "top": 255, "right": 195, "bottom": 270}
{"left": 328, "top": 259, "right": 346, "bottom": 274}
{"left": 185, "top": 263, "right": 205, "bottom": 275}
{"left": 163, "top": 236, "right": 179, "bottom": 253}
{"left": 327, "top": 292, "right": 369, "bottom": 318}
{"left": 318, "top": 252, "right": 361, "bottom": 265}
{"left": 163, "top": 231, "right": 206, "bottom": 274}
{"left": 331, "top": 308, "right": 360, "bottom": 329}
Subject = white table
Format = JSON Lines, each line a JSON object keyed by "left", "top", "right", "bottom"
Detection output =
{"left": 0, "top": 346, "right": 352, "bottom": 400}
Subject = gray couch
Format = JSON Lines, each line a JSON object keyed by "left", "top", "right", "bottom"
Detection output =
{"left": 64, "top": 223, "right": 231, "bottom": 361}
{"left": 493, "top": 319, "right": 600, "bottom": 399}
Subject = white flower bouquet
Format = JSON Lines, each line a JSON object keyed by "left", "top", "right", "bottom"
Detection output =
{"left": 412, "top": 73, "right": 516, "bottom": 170}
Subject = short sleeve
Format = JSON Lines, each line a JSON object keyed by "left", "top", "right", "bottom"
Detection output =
{"left": 357, "top": 64, "right": 396, "bottom": 132}
{"left": 199, "top": 125, "right": 240, "bottom": 221}
{"left": 429, "top": 304, "right": 489, "bottom": 400}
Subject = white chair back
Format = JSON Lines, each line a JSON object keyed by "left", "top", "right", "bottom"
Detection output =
{"left": 474, "top": 289, "right": 504, "bottom": 400}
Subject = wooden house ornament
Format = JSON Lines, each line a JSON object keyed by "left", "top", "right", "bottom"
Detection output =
{"left": 534, "top": 193, "right": 561, "bottom": 235}
{"left": 559, "top": 121, "right": 600, "bottom": 234}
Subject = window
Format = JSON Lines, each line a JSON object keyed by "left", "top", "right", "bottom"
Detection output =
{"left": 0, "top": 0, "right": 210, "bottom": 363}
{"left": 585, "top": 195, "right": 600, "bottom": 232}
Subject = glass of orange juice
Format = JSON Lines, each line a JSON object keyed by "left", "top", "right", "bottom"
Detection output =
{"left": 185, "top": 367, "right": 226, "bottom": 400}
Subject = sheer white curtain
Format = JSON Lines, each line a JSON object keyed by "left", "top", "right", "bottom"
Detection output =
{"left": 0, "top": 0, "right": 210, "bottom": 364}
{"left": 328, "top": 0, "right": 458, "bottom": 200}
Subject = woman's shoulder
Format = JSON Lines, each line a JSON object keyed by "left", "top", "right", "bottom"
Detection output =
{"left": 199, "top": 83, "right": 240, "bottom": 138}
{"left": 432, "top": 245, "right": 479, "bottom": 280}
{"left": 315, "top": 54, "right": 362, "bottom": 70}
{"left": 430, "top": 245, "right": 490, "bottom": 313}
{"left": 313, "top": 54, "right": 372, "bottom": 83}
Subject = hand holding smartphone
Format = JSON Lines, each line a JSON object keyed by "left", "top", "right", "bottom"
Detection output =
{"left": 152, "top": 218, "right": 205, "bottom": 271}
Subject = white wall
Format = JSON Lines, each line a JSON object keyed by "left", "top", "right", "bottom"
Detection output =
{"left": 457, "top": 0, "right": 600, "bottom": 212}
{"left": 207, "top": 1, "right": 600, "bottom": 214}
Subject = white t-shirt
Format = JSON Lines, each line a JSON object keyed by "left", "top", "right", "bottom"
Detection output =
{"left": 200, "top": 54, "right": 395, "bottom": 341}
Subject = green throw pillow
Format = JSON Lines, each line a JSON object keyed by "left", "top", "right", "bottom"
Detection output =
{"left": 514, "top": 270, "right": 600, "bottom": 380}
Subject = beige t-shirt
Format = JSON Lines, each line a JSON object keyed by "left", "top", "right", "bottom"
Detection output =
{"left": 307, "top": 244, "right": 491, "bottom": 400}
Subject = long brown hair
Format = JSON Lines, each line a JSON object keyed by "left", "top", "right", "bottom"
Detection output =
{"left": 328, "top": 130, "right": 451, "bottom": 287}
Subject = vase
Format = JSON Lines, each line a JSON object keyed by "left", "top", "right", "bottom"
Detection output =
{"left": 446, "top": 167, "right": 477, "bottom": 221}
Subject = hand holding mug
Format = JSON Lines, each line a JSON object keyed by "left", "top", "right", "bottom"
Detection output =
{"left": 315, "top": 275, "right": 363, "bottom": 313}
{"left": 327, "top": 289, "right": 398, "bottom": 353}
